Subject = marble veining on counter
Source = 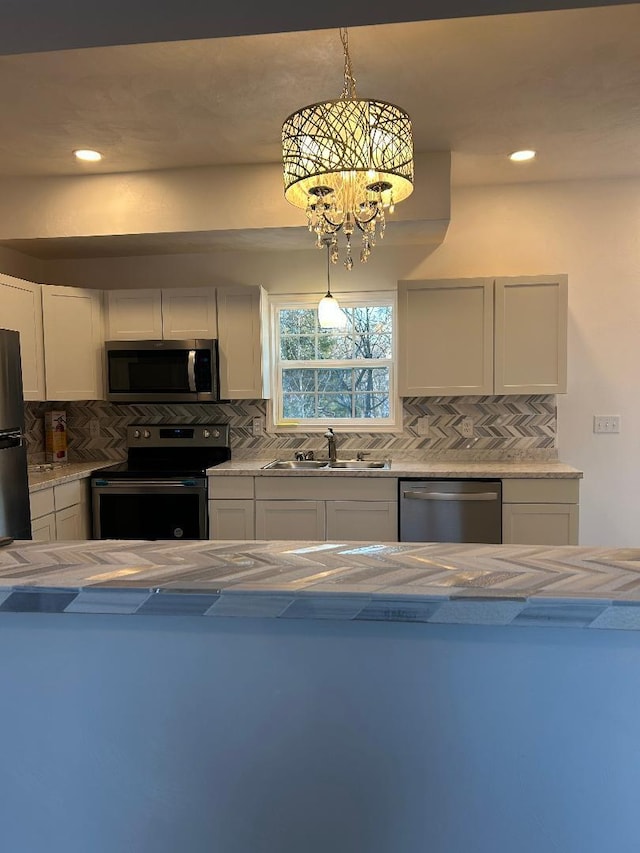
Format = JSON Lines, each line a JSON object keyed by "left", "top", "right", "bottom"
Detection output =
{"left": 207, "top": 458, "right": 583, "bottom": 478}
{"left": 28, "top": 460, "right": 114, "bottom": 492}
{"left": 0, "top": 539, "right": 637, "bottom": 630}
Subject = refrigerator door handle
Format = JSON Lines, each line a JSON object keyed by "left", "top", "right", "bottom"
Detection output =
{"left": 0, "top": 433, "right": 23, "bottom": 451}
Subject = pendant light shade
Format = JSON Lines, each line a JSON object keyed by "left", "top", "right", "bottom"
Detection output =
{"left": 318, "top": 242, "right": 347, "bottom": 329}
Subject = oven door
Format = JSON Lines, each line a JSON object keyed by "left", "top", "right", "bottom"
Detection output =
{"left": 92, "top": 477, "right": 208, "bottom": 540}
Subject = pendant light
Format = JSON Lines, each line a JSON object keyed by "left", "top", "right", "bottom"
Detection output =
{"left": 318, "top": 240, "right": 347, "bottom": 329}
{"left": 282, "top": 27, "right": 414, "bottom": 270}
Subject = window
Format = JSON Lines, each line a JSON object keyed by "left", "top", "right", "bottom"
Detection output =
{"left": 269, "top": 293, "right": 397, "bottom": 431}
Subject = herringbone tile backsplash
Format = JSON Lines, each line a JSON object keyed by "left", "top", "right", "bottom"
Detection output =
{"left": 24, "top": 395, "right": 557, "bottom": 463}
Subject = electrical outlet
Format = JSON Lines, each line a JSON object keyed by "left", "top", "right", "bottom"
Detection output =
{"left": 594, "top": 415, "right": 620, "bottom": 434}
{"left": 89, "top": 418, "right": 100, "bottom": 439}
{"left": 252, "top": 416, "right": 264, "bottom": 437}
{"left": 460, "top": 416, "right": 474, "bottom": 438}
{"left": 416, "top": 416, "right": 429, "bottom": 437}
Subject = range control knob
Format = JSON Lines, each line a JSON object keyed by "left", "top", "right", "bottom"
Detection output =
{"left": 211, "top": 429, "right": 220, "bottom": 438}
{"left": 203, "top": 429, "right": 210, "bottom": 439}
{"left": 133, "top": 429, "right": 141, "bottom": 439}
{"left": 143, "top": 429, "right": 151, "bottom": 439}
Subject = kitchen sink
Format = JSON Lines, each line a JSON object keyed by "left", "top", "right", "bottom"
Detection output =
{"left": 328, "top": 460, "right": 390, "bottom": 469}
{"left": 261, "top": 459, "right": 390, "bottom": 471}
{"left": 262, "top": 460, "right": 329, "bottom": 470}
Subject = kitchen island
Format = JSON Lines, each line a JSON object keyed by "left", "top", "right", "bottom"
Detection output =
{"left": 1, "top": 538, "right": 638, "bottom": 853}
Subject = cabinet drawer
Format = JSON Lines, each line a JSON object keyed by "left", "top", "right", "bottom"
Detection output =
{"left": 502, "top": 479, "right": 579, "bottom": 504}
{"left": 208, "top": 476, "right": 255, "bottom": 499}
{"left": 30, "top": 487, "right": 55, "bottom": 520}
{"left": 54, "top": 480, "right": 82, "bottom": 510}
{"left": 255, "top": 476, "right": 397, "bottom": 501}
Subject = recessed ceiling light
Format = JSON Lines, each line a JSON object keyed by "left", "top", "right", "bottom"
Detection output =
{"left": 73, "top": 149, "right": 102, "bottom": 162}
{"left": 509, "top": 149, "right": 536, "bottom": 162}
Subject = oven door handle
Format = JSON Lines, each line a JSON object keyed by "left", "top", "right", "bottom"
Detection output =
{"left": 187, "top": 350, "right": 197, "bottom": 392}
{"left": 93, "top": 479, "right": 201, "bottom": 488}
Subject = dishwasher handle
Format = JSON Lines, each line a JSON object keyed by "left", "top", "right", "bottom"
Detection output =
{"left": 403, "top": 490, "right": 499, "bottom": 502}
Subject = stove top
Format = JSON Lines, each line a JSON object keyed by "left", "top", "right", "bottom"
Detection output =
{"left": 91, "top": 423, "right": 231, "bottom": 480}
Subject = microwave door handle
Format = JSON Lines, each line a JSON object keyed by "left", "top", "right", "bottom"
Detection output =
{"left": 187, "top": 350, "right": 197, "bottom": 392}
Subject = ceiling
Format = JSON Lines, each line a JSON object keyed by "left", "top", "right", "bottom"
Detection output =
{"left": 0, "top": 2, "right": 638, "bottom": 259}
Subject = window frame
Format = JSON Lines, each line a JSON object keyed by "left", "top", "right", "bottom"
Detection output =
{"left": 267, "top": 291, "right": 399, "bottom": 433}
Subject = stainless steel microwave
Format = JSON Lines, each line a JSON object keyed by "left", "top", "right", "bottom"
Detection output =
{"left": 105, "top": 339, "right": 220, "bottom": 403}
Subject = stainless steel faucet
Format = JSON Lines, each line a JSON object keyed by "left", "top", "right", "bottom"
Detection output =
{"left": 324, "top": 428, "right": 337, "bottom": 462}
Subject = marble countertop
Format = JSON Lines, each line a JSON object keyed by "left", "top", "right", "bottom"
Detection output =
{"left": 0, "top": 538, "right": 637, "bottom": 631}
{"left": 207, "top": 458, "right": 583, "bottom": 479}
{"left": 28, "top": 461, "right": 115, "bottom": 492}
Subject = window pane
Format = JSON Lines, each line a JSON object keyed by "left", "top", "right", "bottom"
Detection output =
{"left": 282, "top": 368, "right": 316, "bottom": 392}
{"left": 354, "top": 367, "right": 389, "bottom": 392}
{"left": 280, "top": 335, "right": 316, "bottom": 360}
{"left": 353, "top": 333, "right": 392, "bottom": 359}
{"left": 283, "top": 394, "right": 317, "bottom": 419}
{"left": 354, "top": 394, "right": 390, "bottom": 418}
{"left": 279, "top": 309, "right": 317, "bottom": 335}
{"left": 317, "top": 369, "right": 351, "bottom": 391}
{"left": 352, "top": 306, "right": 392, "bottom": 335}
{"left": 317, "top": 331, "right": 353, "bottom": 360}
{"left": 317, "top": 394, "right": 353, "bottom": 418}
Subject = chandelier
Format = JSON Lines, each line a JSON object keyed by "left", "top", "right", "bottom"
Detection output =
{"left": 282, "top": 28, "right": 414, "bottom": 270}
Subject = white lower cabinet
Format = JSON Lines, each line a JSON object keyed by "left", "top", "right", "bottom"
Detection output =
{"left": 256, "top": 500, "right": 325, "bottom": 540}
{"left": 501, "top": 479, "right": 579, "bottom": 546}
{"left": 30, "top": 478, "right": 91, "bottom": 541}
{"left": 31, "top": 512, "right": 57, "bottom": 541}
{"left": 208, "top": 500, "right": 255, "bottom": 540}
{"left": 209, "top": 475, "right": 399, "bottom": 542}
{"left": 326, "top": 501, "right": 398, "bottom": 542}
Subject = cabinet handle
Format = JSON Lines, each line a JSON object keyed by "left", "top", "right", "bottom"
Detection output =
{"left": 403, "top": 491, "right": 498, "bottom": 501}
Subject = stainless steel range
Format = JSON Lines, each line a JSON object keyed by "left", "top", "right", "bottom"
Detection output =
{"left": 91, "top": 424, "right": 231, "bottom": 540}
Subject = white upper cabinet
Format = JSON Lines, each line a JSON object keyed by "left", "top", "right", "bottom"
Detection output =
{"left": 494, "top": 275, "right": 568, "bottom": 394}
{"left": 106, "top": 289, "right": 163, "bottom": 339}
{"left": 42, "top": 286, "right": 105, "bottom": 400}
{"left": 160, "top": 288, "right": 217, "bottom": 340}
{"left": 398, "top": 275, "right": 568, "bottom": 397}
{"left": 106, "top": 287, "right": 217, "bottom": 341}
{"left": 398, "top": 278, "right": 494, "bottom": 396}
{"left": 0, "top": 273, "right": 46, "bottom": 400}
{"left": 216, "top": 285, "right": 270, "bottom": 399}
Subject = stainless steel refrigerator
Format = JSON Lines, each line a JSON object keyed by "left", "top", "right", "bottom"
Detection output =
{"left": 0, "top": 329, "right": 31, "bottom": 539}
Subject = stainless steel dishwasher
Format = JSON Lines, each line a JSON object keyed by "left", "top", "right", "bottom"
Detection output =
{"left": 399, "top": 480, "right": 502, "bottom": 543}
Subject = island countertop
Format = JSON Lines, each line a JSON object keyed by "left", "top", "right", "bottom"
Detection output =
{"left": 0, "top": 538, "right": 638, "bottom": 631}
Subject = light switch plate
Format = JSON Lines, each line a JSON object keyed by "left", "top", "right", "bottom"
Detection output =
{"left": 594, "top": 415, "right": 620, "bottom": 434}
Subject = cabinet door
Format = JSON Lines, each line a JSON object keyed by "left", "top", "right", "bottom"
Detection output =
{"left": 31, "top": 512, "right": 56, "bottom": 541}
{"left": 217, "top": 286, "right": 269, "bottom": 399}
{"left": 502, "top": 503, "right": 578, "bottom": 546}
{"left": 326, "top": 501, "right": 398, "bottom": 542}
{"left": 161, "top": 288, "right": 217, "bottom": 340}
{"left": 494, "top": 275, "right": 568, "bottom": 394}
{"left": 55, "top": 504, "right": 83, "bottom": 540}
{"left": 42, "top": 286, "right": 105, "bottom": 400}
{"left": 397, "top": 279, "right": 494, "bottom": 396}
{"left": 209, "top": 500, "right": 255, "bottom": 540}
{"left": 255, "top": 500, "right": 325, "bottom": 540}
{"left": 106, "top": 289, "right": 162, "bottom": 340}
{"left": 0, "top": 275, "right": 46, "bottom": 400}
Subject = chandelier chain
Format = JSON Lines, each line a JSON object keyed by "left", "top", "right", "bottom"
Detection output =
{"left": 340, "top": 28, "right": 357, "bottom": 100}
